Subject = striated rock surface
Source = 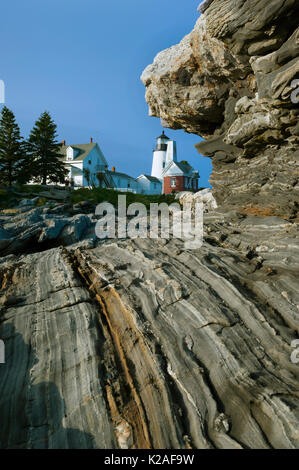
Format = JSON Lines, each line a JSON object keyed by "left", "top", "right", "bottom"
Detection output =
{"left": 177, "top": 189, "right": 218, "bottom": 212}
{"left": 0, "top": 1, "right": 299, "bottom": 450}
{"left": 141, "top": 0, "right": 299, "bottom": 217}
{"left": 0, "top": 203, "right": 298, "bottom": 449}
{"left": 0, "top": 204, "right": 96, "bottom": 256}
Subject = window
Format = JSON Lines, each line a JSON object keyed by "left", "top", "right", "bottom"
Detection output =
{"left": 170, "top": 177, "right": 176, "bottom": 188}
{"left": 88, "top": 160, "right": 91, "bottom": 165}
{"left": 128, "top": 182, "right": 131, "bottom": 188}
{"left": 185, "top": 177, "right": 188, "bottom": 188}
{"left": 66, "top": 148, "right": 73, "bottom": 161}
{"left": 163, "top": 162, "right": 165, "bottom": 168}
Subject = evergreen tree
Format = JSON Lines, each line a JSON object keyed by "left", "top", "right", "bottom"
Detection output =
{"left": 27, "top": 111, "right": 66, "bottom": 185}
{"left": 0, "top": 106, "right": 25, "bottom": 186}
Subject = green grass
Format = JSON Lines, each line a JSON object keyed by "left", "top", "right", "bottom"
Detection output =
{"left": 0, "top": 185, "right": 178, "bottom": 210}
{"left": 0, "top": 189, "right": 13, "bottom": 208}
{"left": 17, "top": 185, "right": 45, "bottom": 194}
{"left": 0, "top": 185, "right": 47, "bottom": 209}
{"left": 71, "top": 188, "right": 177, "bottom": 209}
{"left": 35, "top": 197, "right": 48, "bottom": 207}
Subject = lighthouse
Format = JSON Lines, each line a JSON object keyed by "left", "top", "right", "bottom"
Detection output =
{"left": 151, "top": 131, "right": 177, "bottom": 180}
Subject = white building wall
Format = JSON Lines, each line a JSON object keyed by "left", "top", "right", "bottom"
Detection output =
{"left": 151, "top": 150, "right": 166, "bottom": 180}
{"left": 82, "top": 146, "right": 107, "bottom": 187}
{"left": 66, "top": 147, "right": 74, "bottom": 161}
{"left": 68, "top": 162, "right": 83, "bottom": 187}
{"left": 56, "top": 143, "right": 108, "bottom": 188}
{"left": 166, "top": 141, "right": 177, "bottom": 164}
{"left": 136, "top": 176, "right": 162, "bottom": 195}
{"left": 137, "top": 177, "right": 151, "bottom": 194}
{"left": 163, "top": 166, "right": 184, "bottom": 177}
{"left": 111, "top": 173, "right": 139, "bottom": 193}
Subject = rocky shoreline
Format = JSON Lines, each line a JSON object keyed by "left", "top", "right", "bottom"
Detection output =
{"left": 0, "top": 0, "right": 298, "bottom": 449}
{"left": 0, "top": 195, "right": 298, "bottom": 448}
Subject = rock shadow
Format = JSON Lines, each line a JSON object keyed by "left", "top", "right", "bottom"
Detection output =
{"left": 0, "top": 322, "right": 96, "bottom": 449}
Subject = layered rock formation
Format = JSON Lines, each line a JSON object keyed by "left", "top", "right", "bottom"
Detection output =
{"left": 0, "top": 1, "right": 298, "bottom": 450}
{"left": 0, "top": 203, "right": 298, "bottom": 449}
{"left": 141, "top": 0, "right": 299, "bottom": 217}
{"left": 0, "top": 203, "right": 96, "bottom": 256}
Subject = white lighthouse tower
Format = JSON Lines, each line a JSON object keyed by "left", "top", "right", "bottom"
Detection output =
{"left": 151, "top": 131, "right": 177, "bottom": 180}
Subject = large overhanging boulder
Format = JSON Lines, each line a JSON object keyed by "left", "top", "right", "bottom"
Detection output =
{"left": 141, "top": 0, "right": 299, "bottom": 218}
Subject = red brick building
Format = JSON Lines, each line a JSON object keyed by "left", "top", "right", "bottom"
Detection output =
{"left": 163, "top": 161, "right": 199, "bottom": 195}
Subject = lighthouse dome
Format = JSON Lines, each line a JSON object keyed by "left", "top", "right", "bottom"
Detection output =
{"left": 157, "top": 131, "right": 170, "bottom": 141}
{"left": 155, "top": 130, "right": 170, "bottom": 151}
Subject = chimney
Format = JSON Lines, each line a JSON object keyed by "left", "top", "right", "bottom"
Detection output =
{"left": 112, "top": 166, "right": 116, "bottom": 172}
{"left": 90, "top": 137, "right": 93, "bottom": 144}
{"left": 62, "top": 140, "right": 66, "bottom": 146}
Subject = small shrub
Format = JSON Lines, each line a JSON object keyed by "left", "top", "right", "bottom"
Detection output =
{"left": 36, "top": 197, "right": 47, "bottom": 207}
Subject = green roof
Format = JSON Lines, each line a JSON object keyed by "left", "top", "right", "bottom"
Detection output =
{"left": 175, "top": 162, "right": 192, "bottom": 173}
{"left": 107, "top": 170, "right": 136, "bottom": 180}
{"left": 59, "top": 143, "right": 107, "bottom": 164}
{"left": 137, "top": 174, "right": 161, "bottom": 183}
{"left": 163, "top": 161, "right": 198, "bottom": 177}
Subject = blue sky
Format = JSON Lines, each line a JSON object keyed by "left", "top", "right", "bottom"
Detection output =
{"left": 0, "top": 0, "right": 212, "bottom": 187}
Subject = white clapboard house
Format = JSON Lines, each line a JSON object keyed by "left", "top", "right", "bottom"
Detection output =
{"left": 59, "top": 138, "right": 114, "bottom": 188}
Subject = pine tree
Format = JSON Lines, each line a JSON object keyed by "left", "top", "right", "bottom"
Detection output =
{"left": 27, "top": 111, "right": 66, "bottom": 185}
{"left": 0, "top": 106, "right": 25, "bottom": 186}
